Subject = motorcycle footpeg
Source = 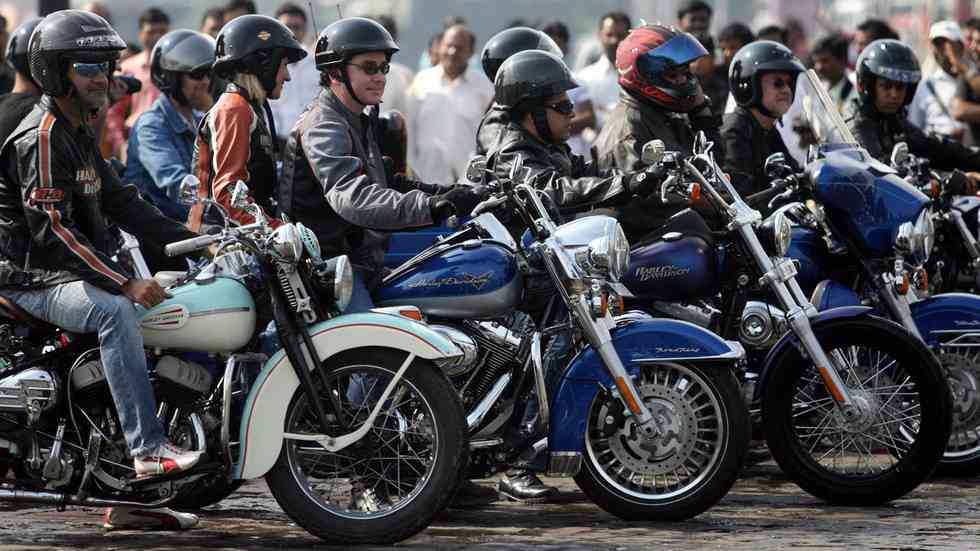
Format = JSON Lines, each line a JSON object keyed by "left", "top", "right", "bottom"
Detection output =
{"left": 129, "top": 461, "right": 223, "bottom": 487}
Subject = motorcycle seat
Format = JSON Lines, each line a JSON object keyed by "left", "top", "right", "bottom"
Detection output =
{"left": 0, "top": 296, "right": 58, "bottom": 333}
{"left": 635, "top": 208, "right": 715, "bottom": 249}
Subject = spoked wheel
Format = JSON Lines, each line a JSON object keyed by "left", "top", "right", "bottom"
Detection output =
{"left": 575, "top": 361, "right": 748, "bottom": 521}
{"left": 934, "top": 349, "right": 980, "bottom": 476}
{"left": 265, "top": 348, "right": 467, "bottom": 545}
{"left": 762, "top": 318, "right": 951, "bottom": 505}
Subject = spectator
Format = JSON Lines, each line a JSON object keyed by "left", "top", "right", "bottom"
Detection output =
{"left": 81, "top": 2, "right": 112, "bottom": 23}
{"left": 423, "top": 31, "right": 443, "bottom": 71}
{"left": 964, "top": 18, "right": 980, "bottom": 64}
{"left": 200, "top": 7, "right": 225, "bottom": 38}
{"left": 758, "top": 25, "right": 789, "bottom": 46}
{"left": 0, "top": 15, "right": 11, "bottom": 95}
{"left": 406, "top": 24, "right": 493, "bottom": 183}
{"left": 786, "top": 18, "right": 808, "bottom": 58}
{"left": 812, "top": 33, "right": 858, "bottom": 115}
{"left": 954, "top": 19, "right": 980, "bottom": 146}
{"left": 540, "top": 20, "right": 596, "bottom": 155}
{"left": 374, "top": 15, "right": 415, "bottom": 117}
{"left": 223, "top": 0, "right": 256, "bottom": 24}
{"left": 268, "top": 2, "right": 318, "bottom": 147}
{"left": 104, "top": 7, "right": 170, "bottom": 160}
{"left": 718, "top": 22, "right": 755, "bottom": 69}
{"left": 677, "top": 0, "right": 712, "bottom": 35}
{"left": 853, "top": 19, "right": 899, "bottom": 64}
{"left": 573, "top": 11, "right": 630, "bottom": 155}
{"left": 691, "top": 33, "right": 728, "bottom": 115}
{"left": 908, "top": 21, "right": 966, "bottom": 141}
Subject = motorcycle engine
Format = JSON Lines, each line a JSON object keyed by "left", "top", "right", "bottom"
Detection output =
{"left": 71, "top": 353, "right": 214, "bottom": 410}
{"left": 0, "top": 367, "right": 59, "bottom": 428}
{"left": 430, "top": 319, "right": 529, "bottom": 407}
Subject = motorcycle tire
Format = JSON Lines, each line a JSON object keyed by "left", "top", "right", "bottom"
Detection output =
{"left": 265, "top": 348, "right": 468, "bottom": 544}
{"left": 575, "top": 361, "right": 749, "bottom": 521}
{"left": 761, "top": 317, "right": 951, "bottom": 505}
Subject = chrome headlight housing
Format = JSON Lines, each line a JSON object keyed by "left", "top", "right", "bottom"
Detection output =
{"left": 554, "top": 215, "right": 631, "bottom": 281}
{"left": 313, "top": 255, "right": 353, "bottom": 313}
{"left": 759, "top": 210, "right": 793, "bottom": 257}
{"left": 269, "top": 223, "right": 303, "bottom": 263}
{"left": 895, "top": 209, "right": 935, "bottom": 263}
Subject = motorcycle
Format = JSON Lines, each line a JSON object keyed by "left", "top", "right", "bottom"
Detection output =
{"left": 0, "top": 182, "right": 468, "bottom": 545}
{"left": 373, "top": 154, "right": 749, "bottom": 521}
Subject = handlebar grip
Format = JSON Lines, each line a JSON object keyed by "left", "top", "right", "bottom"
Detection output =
{"left": 164, "top": 234, "right": 218, "bottom": 257}
{"left": 745, "top": 180, "right": 789, "bottom": 208}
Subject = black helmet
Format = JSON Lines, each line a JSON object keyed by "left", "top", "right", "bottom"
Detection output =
{"left": 494, "top": 49, "right": 577, "bottom": 109}
{"left": 6, "top": 17, "right": 41, "bottom": 79}
{"left": 29, "top": 10, "right": 126, "bottom": 97}
{"left": 314, "top": 17, "right": 399, "bottom": 72}
{"left": 213, "top": 15, "right": 307, "bottom": 95}
{"left": 151, "top": 30, "right": 216, "bottom": 101}
{"left": 855, "top": 38, "right": 921, "bottom": 108}
{"left": 729, "top": 40, "right": 805, "bottom": 114}
{"left": 481, "top": 27, "right": 562, "bottom": 82}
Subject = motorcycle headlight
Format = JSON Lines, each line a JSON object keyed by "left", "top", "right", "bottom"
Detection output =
{"left": 585, "top": 224, "right": 630, "bottom": 281}
{"left": 557, "top": 216, "right": 631, "bottom": 281}
{"left": 295, "top": 222, "right": 322, "bottom": 262}
{"left": 895, "top": 209, "right": 935, "bottom": 263}
{"left": 759, "top": 211, "right": 793, "bottom": 257}
{"left": 314, "top": 255, "right": 353, "bottom": 313}
{"left": 270, "top": 223, "right": 303, "bottom": 263}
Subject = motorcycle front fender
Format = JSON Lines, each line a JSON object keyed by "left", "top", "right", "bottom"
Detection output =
{"left": 753, "top": 306, "right": 874, "bottom": 401}
{"left": 909, "top": 292, "right": 980, "bottom": 347}
{"left": 548, "top": 317, "right": 743, "bottom": 454}
{"left": 810, "top": 279, "right": 862, "bottom": 311}
{"left": 233, "top": 312, "right": 461, "bottom": 480}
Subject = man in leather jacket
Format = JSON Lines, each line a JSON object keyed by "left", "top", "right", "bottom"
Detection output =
{"left": 849, "top": 39, "right": 980, "bottom": 177}
{"left": 0, "top": 9, "right": 203, "bottom": 495}
{"left": 722, "top": 41, "right": 805, "bottom": 202}
{"left": 594, "top": 24, "right": 723, "bottom": 239}
{"left": 281, "top": 17, "right": 484, "bottom": 311}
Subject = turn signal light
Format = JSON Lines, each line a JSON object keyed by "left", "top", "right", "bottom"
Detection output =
{"left": 398, "top": 309, "right": 423, "bottom": 321}
{"left": 689, "top": 183, "right": 701, "bottom": 204}
{"left": 895, "top": 272, "right": 910, "bottom": 295}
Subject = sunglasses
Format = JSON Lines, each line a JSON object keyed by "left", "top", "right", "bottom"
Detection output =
{"left": 348, "top": 61, "right": 390, "bottom": 75}
{"left": 769, "top": 77, "right": 793, "bottom": 90}
{"left": 71, "top": 61, "right": 112, "bottom": 78}
{"left": 186, "top": 69, "right": 210, "bottom": 81}
{"left": 546, "top": 99, "right": 575, "bottom": 116}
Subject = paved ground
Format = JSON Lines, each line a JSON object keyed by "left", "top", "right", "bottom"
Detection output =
{"left": 0, "top": 462, "right": 978, "bottom": 550}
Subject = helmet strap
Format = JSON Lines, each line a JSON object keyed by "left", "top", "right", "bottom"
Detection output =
{"left": 339, "top": 64, "right": 368, "bottom": 108}
{"left": 530, "top": 107, "right": 553, "bottom": 143}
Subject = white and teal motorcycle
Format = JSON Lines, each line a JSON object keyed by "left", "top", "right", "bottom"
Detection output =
{"left": 0, "top": 183, "right": 468, "bottom": 544}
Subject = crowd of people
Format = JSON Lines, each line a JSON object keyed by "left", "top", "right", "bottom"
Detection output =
{"left": 0, "top": 0, "right": 978, "bottom": 533}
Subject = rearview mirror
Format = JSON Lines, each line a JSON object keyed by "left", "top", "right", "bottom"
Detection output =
{"left": 890, "top": 142, "right": 910, "bottom": 167}
{"left": 641, "top": 140, "right": 666, "bottom": 166}
{"left": 230, "top": 180, "right": 250, "bottom": 210}
{"left": 465, "top": 155, "right": 487, "bottom": 184}
{"left": 179, "top": 174, "right": 200, "bottom": 206}
{"left": 508, "top": 153, "right": 524, "bottom": 184}
{"left": 764, "top": 152, "right": 789, "bottom": 180}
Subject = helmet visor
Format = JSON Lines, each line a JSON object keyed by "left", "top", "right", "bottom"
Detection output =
{"left": 872, "top": 65, "right": 921, "bottom": 83}
{"left": 636, "top": 33, "right": 709, "bottom": 81}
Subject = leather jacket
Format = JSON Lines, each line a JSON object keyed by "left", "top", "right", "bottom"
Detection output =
{"left": 476, "top": 103, "right": 509, "bottom": 157}
{"left": 848, "top": 102, "right": 980, "bottom": 171}
{"left": 0, "top": 96, "right": 196, "bottom": 292}
{"left": 281, "top": 89, "right": 440, "bottom": 279}
{"left": 593, "top": 91, "right": 724, "bottom": 238}
{"left": 722, "top": 106, "right": 795, "bottom": 198}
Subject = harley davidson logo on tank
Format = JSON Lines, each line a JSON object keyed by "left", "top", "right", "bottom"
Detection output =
{"left": 634, "top": 265, "right": 691, "bottom": 282}
{"left": 406, "top": 271, "right": 495, "bottom": 291}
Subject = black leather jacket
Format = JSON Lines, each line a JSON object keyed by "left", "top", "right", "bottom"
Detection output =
{"left": 847, "top": 102, "right": 980, "bottom": 171}
{"left": 0, "top": 97, "right": 196, "bottom": 292}
{"left": 476, "top": 103, "right": 509, "bottom": 157}
{"left": 722, "top": 106, "right": 795, "bottom": 198}
{"left": 593, "top": 91, "right": 723, "bottom": 237}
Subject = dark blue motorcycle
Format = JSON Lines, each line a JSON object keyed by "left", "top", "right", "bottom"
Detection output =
{"left": 376, "top": 157, "right": 749, "bottom": 521}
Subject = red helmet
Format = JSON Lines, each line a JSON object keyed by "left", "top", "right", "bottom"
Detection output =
{"left": 616, "top": 24, "right": 709, "bottom": 112}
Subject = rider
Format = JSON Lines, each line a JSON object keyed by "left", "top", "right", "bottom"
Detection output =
{"left": 126, "top": 30, "right": 215, "bottom": 224}
{"left": 281, "top": 17, "right": 484, "bottom": 310}
{"left": 189, "top": 15, "right": 307, "bottom": 232}
{"left": 0, "top": 7, "right": 203, "bottom": 512}
{"left": 593, "top": 24, "right": 724, "bottom": 239}
{"left": 722, "top": 41, "right": 805, "bottom": 200}
{"left": 848, "top": 39, "right": 980, "bottom": 183}
{"left": 476, "top": 26, "right": 563, "bottom": 156}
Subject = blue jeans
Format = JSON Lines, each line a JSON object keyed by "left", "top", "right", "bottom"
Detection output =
{"left": 346, "top": 269, "right": 379, "bottom": 407}
{"left": 0, "top": 281, "right": 165, "bottom": 457}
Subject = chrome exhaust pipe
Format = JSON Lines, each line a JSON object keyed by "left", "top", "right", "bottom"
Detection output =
{"left": 0, "top": 487, "right": 175, "bottom": 509}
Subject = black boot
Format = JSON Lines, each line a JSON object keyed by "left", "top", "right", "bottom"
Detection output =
{"left": 497, "top": 469, "right": 558, "bottom": 503}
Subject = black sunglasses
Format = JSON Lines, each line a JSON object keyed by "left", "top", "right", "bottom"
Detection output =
{"left": 769, "top": 77, "right": 792, "bottom": 90}
{"left": 71, "top": 61, "right": 112, "bottom": 78}
{"left": 186, "top": 69, "right": 210, "bottom": 81}
{"left": 348, "top": 61, "right": 391, "bottom": 75}
{"left": 546, "top": 99, "right": 575, "bottom": 116}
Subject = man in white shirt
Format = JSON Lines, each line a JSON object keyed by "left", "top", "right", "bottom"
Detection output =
{"left": 374, "top": 15, "right": 414, "bottom": 117}
{"left": 812, "top": 34, "right": 859, "bottom": 117}
{"left": 406, "top": 24, "right": 493, "bottom": 183}
{"left": 269, "top": 2, "right": 319, "bottom": 145}
{"left": 908, "top": 21, "right": 966, "bottom": 141}
{"left": 571, "top": 12, "right": 630, "bottom": 156}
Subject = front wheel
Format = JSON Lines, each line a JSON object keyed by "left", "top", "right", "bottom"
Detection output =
{"left": 575, "top": 362, "right": 749, "bottom": 521}
{"left": 761, "top": 318, "right": 951, "bottom": 505}
{"left": 265, "top": 348, "right": 467, "bottom": 545}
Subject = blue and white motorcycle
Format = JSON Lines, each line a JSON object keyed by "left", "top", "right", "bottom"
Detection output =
{"left": 374, "top": 156, "right": 750, "bottom": 521}
{"left": 0, "top": 182, "right": 468, "bottom": 545}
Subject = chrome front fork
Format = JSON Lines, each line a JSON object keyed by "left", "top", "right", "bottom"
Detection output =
{"left": 948, "top": 209, "right": 980, "bottom": 267}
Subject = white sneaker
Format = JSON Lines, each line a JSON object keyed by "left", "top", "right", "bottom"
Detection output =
{"left": 134, "top": 442, "right": 203, "bottom": 478}
{"left": 103, "top": 507, "right": 199, "bottom": 531}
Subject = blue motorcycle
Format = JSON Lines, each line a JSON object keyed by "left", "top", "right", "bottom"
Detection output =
{"left": 617, "top": 125, "right": 950, "bottom": 505}
{"left": 376, "top": 156, "right": 749, "bottom": 521}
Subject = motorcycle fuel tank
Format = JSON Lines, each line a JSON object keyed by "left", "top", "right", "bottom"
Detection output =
{"left": 378, "top": 239, "right": 522, "bottom": 319}
{"left": 624, "top": 234, "right": 719, "bottom": 301}
{"left": 140, "top": 277, "right": 257, "bottom": 353}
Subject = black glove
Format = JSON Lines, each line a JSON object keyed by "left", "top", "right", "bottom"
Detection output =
{"left": 626, "top": 164, "right": 667, "bottom": 197}
{"left": 428, "top": 186, "right": 486, "bottom": 223}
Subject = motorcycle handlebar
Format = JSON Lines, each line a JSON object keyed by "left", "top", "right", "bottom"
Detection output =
{"left": 165, "top": 234, "right": 219, "bottom": 257}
